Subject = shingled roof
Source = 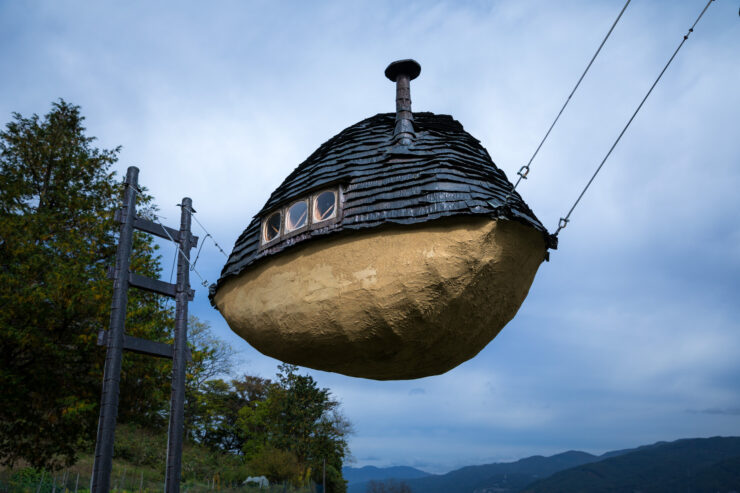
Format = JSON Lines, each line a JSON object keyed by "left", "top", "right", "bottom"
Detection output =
{"left": 210, "top": 111, "right": 552, "bottom": 300}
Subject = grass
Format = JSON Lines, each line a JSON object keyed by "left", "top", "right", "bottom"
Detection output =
{"left": 0, "top": 464, "right": 318, "bottom": 493}
{"left": 0, "top": 425, "right": 317, "bottom": 493}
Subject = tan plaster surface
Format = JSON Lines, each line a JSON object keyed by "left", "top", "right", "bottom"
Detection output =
{"left": 213, "top": 217, "right": 547, "bottom": 380}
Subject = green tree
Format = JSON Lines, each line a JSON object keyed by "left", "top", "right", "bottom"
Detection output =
{"left": 184, "top": 316, "right": 240, "bottom": 446}
{"left": 187, "top": 316, "right": 239, "bottom": 392}
{"left": 0, "top": 100, "right": 173, "bottom": 469}
{"left": 239, "top": 364, "right": 352, "bottom": 492}
{"left": 248, "top": 445, "right": 303, "bottom": 485}
{"left": 186, "top": 374, "right": 270, "bottom": 453}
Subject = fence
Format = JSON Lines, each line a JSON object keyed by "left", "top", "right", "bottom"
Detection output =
{"left": 0, "top": 467, "right": 322, "bottom": 493}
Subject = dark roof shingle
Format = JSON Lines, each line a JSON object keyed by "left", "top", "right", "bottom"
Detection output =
{"left": 211, "top": 112, "right": 550, "bottom": 299}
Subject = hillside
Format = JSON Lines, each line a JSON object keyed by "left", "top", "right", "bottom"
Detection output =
{"left": 522, "top": 436, "right": 740, "bottom": 493}
{"left": 348, "top": 450, "right": 618, "bottom": 493}
{"left": 347, "top": 437, "right": 740, "bottom": 493}
{"left": 401, "top": 450, "right": 611, "bottom": 493}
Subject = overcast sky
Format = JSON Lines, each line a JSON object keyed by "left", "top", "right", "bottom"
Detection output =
{"left": 2, "top": 0, "right": 738, "bottom": 474}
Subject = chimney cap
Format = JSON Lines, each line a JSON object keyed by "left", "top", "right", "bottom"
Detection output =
{"left": 385, "top": 59, "right": 421, "bottom": 82}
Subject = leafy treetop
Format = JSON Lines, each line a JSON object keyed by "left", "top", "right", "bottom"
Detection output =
{"left": 0, "top": 100, "right": 172, "bottom": 469}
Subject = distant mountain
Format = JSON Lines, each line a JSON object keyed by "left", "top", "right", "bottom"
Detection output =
{"left": 690, "top": 455, "right": 740, "bottom": 490}
{"left": 346, "top": 437, "right": 740, "bottom": 493}
{"left": 521, "top": 436, "right": 740, "bottom": 493}
{"left": 396, "top": 450, "right": 614, "bottom": 493}
{"left": 343, "top": 465, "right": 432, "bottom": 490}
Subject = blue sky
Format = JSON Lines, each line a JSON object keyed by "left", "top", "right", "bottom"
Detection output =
{"left": 2, "top": 0, "right": 738, "bottom": 474}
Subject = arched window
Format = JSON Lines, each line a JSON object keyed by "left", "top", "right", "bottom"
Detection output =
{"left": 313, "top": 190, "right": 337, "bottom": 223}
{"left": 260, "top": 186, "right": 341, "bottom": 248}
{"left": 263, "top": 211, "right": 282, "bottom": 243}
{"left": 285, "top": 200, "right": 308, "bottom": 232}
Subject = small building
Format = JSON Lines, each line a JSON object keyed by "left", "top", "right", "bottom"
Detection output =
{"left": 210, "top": 60, "right": 553, "bottom": 380}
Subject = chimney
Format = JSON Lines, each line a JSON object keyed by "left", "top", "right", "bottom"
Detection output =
{"left": 385, "top": 59, "right": 421, "bottom": 149}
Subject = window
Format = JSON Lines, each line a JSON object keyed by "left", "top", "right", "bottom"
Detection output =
{"left": 313, "top": 190, "right": 337, "bottom": 223}
{"left": 285, "top": 200, "right": 308, "bottom": 232}
{"left": 259, "top": 186, "right": 342, "bottom": 247}
{"left": 263, "top": 211, "right": 282, "bottom": 243}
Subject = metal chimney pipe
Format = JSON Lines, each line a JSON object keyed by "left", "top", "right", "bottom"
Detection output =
{"left": 385, "top": 59, "right": 421, "bottom": 147}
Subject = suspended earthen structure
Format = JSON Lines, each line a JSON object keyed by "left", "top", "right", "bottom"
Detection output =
{"left": 210, "top": 60, "right": 555, "bottom": 380}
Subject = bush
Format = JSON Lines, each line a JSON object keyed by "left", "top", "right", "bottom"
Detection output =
{"left": 113, "top": 423, "right": 166, "bottom": 470}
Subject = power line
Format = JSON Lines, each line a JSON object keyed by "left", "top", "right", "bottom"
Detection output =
{"left": 554, "top": 0, "right": 715, "bottom": 237}
{"left": 186, "top": 206, "right": 229, "bottom": 259}
{"left": 503, "top": 0, "right": 632, "bottom": 205}
{"left": 190, "top": 233, "right": 210, "bottom": 273}
{"left": 152, "top": 208, "right": 209, "bottom": 287}
{"left": 123, "top": 185, "right": 229, "bottom": 290}
{"left": 162, "top": 241, "right": 179, "bottom": 311}
{"left": 128, "top": 185, "right": 210, "bottom": 287}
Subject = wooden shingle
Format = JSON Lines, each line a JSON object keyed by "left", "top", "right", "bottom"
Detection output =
{"left": 211, "top": 111, "right": 550, "bottom": 300}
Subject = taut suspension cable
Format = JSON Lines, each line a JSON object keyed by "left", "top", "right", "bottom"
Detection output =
{"left": 503, "top": 0, "right": 632, "bottom": 205}
{"left": 554, "top": 0, "right": 715, "bottom": 237}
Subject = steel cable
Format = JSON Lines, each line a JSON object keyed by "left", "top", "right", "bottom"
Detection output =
{"left": 503, "top": 0, "right": 632, "bottom": 205}
{"left": 554, "top": 0, "right": 715, "bottom": 237}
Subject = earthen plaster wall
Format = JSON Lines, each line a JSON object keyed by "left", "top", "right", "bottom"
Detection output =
{"left": 214, "top": 217, "right": 546, "bottom": 380}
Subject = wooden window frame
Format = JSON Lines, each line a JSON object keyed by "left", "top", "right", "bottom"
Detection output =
{"left": 283, "top": 199, "right": 310, "bottom": 238}
{"left": 311, "top": 188, "right": 341, "bottom": 227}
{"left": 259, "top": 185, "right": 344, "bottom": 249}
{"left": 261, "top": 210, "right": 283, "bottom": 246}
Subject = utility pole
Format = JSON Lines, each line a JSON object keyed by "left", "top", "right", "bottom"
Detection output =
{"left": 91, "top": 167, "right": 197, "bottom": 493}
{"left": 165, "top": 197, "right": 195, "bottom": 493}
{"left": 91, "top": 167, "right": 138, "bottom": 493}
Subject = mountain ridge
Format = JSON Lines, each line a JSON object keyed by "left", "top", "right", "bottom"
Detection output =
{"left": 522, "top": 436, "right": 740, "bottom": 493}
{"left": 345, "top": 436, "right": 740, "bottom": 493}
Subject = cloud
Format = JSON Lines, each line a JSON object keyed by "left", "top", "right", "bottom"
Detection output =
{"left": 1, "top": 0, "right": 738, "bottom": 473}
{"left": 687, "top": 408, "right": 740, "bottom": 416}
{"left": 359, "top": 456, "right": 381, "bottom": 462}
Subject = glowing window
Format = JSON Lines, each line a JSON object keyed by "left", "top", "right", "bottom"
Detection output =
{"left": 285, "top": 200, "right": 308, "bottom": 232}
{"left": 313, "top": 190, "right": 337, "bottom": 223}
{"left": 263, "top": 211, "right": 282, "bottom": 243}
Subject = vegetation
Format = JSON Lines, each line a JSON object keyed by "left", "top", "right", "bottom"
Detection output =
{"left": 0, "top": 100, "right": 173, "bottom": 469}
{"left": 0, "top": 101, "right": 353, "bottom": 491}
{"left": 239, "top": 364, "right": 352, "bottom": 491}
